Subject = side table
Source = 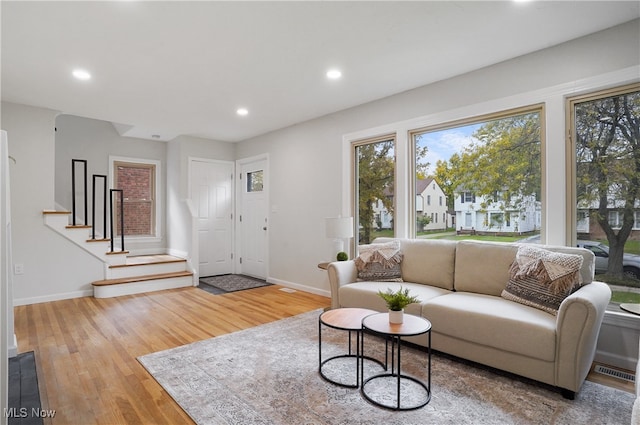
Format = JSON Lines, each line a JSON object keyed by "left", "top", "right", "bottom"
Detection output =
{"left": 318, "top": 308, "right": 386, "bottom": 388}
{"left": 361, "top": 312, "right": 432, "bottom": 410}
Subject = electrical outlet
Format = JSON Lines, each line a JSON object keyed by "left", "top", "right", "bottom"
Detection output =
{"left": 14, "top": 263, "right": 24, "bottom": 275}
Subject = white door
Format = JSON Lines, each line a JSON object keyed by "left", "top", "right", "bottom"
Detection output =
{"left": 238, "top": 158, "right": 268, "bottom": 279}
{"left": 190, "top": 160, "right": 234, "bottom": 277}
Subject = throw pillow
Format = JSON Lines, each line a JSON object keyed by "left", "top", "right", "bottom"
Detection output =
{"left": 501, "top": 245, "right": 583, "bottom": 315}
{"left": 355, "top": 240, "right": 403, "bottom": 282}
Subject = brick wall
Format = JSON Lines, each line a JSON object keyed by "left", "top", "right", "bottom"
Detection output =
{"left": 115, "top": 164, "right": 154, "bottom": 236}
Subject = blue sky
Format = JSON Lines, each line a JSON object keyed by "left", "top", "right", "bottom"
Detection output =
{"left": 415, "top": 123, "right": 482, "bottom": 175}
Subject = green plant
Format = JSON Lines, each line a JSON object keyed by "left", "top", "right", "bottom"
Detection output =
{"left": 336, "top": 251, "right": 348, "bottom": 261}
{"left": 377, "top": 287, "right": 420, "bottom": 311}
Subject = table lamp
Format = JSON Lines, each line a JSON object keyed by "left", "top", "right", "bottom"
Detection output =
{"left": 325, "top": 216, "right": 354, "bottom": 260}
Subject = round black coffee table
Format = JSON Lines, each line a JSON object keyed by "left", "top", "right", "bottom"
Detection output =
{"left": 360, "top": 312, "right": 431, "bottom": 410}
{"left": 318, "top": 308, "right": 386, "bottom": 388}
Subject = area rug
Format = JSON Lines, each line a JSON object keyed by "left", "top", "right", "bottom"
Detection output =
{"left": 8, "top": 351, "right": 44, "bottom": 425}
{"left": 198, "top": 274, "right": 271, "bottom": 295}
{"left": 138, "top": 310, "right": 634, "bottom": 425}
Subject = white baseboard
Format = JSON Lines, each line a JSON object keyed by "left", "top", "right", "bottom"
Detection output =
{"left": 266, "top": 277, "right": 330, "bottom": 298}
{"left": 13, "top": 289, "right": 94, "bottom": 306}
{"left": 8, "top": 334, "right": 17, "bottom": 358}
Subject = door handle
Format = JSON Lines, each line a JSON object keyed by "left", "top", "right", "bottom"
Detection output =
{"left": 263, "top": 227, "right": 267, "bottom": 230}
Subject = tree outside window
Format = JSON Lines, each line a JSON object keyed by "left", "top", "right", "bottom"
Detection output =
{"left": 572, "top": 84, "right": 640, "bottom": 294}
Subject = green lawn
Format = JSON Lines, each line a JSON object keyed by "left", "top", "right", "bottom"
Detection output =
{"left": 611, "top": 291, "right": 640, "bottom": 304}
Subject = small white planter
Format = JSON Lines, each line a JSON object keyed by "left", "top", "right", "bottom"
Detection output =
{"left": 388, "top": 309, "right": 404, "bottom": 324}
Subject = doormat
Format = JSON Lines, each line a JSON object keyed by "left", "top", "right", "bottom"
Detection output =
{"left": 198, "top": 274, "right": 271, "bottom": 295}
{"left": 8, "top": 351, "right": 45, "bottom": 425}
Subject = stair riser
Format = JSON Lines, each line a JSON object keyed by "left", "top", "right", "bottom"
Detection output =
{"left": 107, "top": 262, "right": 188, "bottom": 279}
{"left": 93, "top": 276, "right": 194, "bottom": 298}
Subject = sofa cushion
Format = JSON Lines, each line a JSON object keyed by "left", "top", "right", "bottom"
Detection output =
{"left": 519, "top": 243, "right": 595, "bottom": 285}
{"left": 424, "top": 292, "right": 557, "bottom": 361}
{"left": 355, "top": 240, "right": 403, "bottom": 282}
{"left": 397, "top": 239, "right": 457, "bottom": 290}
{"left": 501, "top": 246, "right": 583, "bottom": 315}
{"left": 339, "top": 281, "right": 450, "bottom": 315}
{"left": 454, "top": 241, "right": 518, "bottom": 296}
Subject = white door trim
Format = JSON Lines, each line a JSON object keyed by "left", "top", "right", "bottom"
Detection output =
{"left": 236, "top": 154, "right": 269, "bottom": 279}
{"left": 188, "top": 157, "right": 236, "bottom": 277}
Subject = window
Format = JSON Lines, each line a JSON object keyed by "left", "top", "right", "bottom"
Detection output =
{"left": 608, "top": 211, "right": 623, "bottom": 229}
{"left": 354, "top": 135, "right": 395, "bottom": 244}
{"left": 111, "top": 157, "right": 160, "bottom": 238}
{"left": 412, "top": 107, "right": 542, "bottom": 239}
{"left": 247, "top": 170, "right": 264, "bottom": 192}
{"left": 569, "top": 83, "right": 640, "bottom": 304}
{"left": 427, "top": 195, "right": 431, "bottom": 206}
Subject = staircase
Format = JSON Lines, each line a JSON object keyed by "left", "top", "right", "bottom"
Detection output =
{"left": 43, "top": 211, "right": 194, "bottom": 298}
{"left": 42, "top": 159, "right": 194, "bottom": 298}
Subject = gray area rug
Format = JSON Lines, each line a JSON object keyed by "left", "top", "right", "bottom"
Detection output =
{"left": 138, "top": 309, "right": 634, "bottom": 425}
{"left": 198, "top": 274, "right": 271, "bottom": 294}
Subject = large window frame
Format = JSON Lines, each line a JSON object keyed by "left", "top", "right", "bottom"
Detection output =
{"left": 351, "top": 134, "right": 397, "bottom": 247}
{"left": 408, "top": 105, "right": 545, "bottom": 238}
{"left": 566, "top": 83, "right": 640, "bottom": 308}
{"left": 566, "top": 82, "right": 640, "bottom": 245}
{"left": 109, "top": 156, "right": 162, "bottom": 241}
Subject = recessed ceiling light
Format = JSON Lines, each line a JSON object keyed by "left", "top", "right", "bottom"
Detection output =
{"left": 72, "top": 69, "right": 91, "bottom": 81}
{"left": 326, "top": 69, "right": 342, "bottom": 80}
{"left": 236, "top": 108, "right": 249, "bottom": 116}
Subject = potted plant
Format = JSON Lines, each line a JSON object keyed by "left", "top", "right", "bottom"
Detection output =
{"left": 336, "top": 251, "right": 348, "bottom": 261}
{"left": 377, "top": 287, "right": 420, "bottom": 324}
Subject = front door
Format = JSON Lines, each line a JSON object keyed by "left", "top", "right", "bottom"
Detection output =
{"left": 238, "top": 157, "right": 268, "bottom": 279}
{"left": 190, "top": 159, "right": 234, "bottom": 277}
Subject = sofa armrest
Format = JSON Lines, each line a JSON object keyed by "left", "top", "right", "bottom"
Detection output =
{"left": 555, "top": 281, "right": 611, "bottom": 393}
{"left": 327, "top": 260, "right": 358, "bottom": 309}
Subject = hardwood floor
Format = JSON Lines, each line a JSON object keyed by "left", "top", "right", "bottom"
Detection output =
{"left": 13, "top": 285, "right": 331, "bottom": 425}
{"left": 13, "top": 285, "right": 634, "bottom": 424}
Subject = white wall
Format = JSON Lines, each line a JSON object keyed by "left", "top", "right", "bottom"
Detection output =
{"left": 55, "top": 114, "right": 168, "bottom": 254}
{"left": 237, "top": 19, "right": 639, "bottom": 295}
{"left": 1, "top": 103, "right": 103, "bottom": 305}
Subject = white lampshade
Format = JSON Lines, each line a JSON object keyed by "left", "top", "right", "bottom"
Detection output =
{"left": 325, "top": 217, "right": 354, "bottom": 239}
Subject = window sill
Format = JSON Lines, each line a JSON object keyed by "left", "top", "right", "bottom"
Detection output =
{"left": 603, "top": 309, "right": 640, "bottom": 330}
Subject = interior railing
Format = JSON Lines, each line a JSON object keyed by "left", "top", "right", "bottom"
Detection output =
{"left": 71, "top": 159, "right": 126, "bottom": 252}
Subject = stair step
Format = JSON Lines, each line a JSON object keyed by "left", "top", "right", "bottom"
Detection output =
{"left": 66, "top": 225, "right": 91, "bottom": 229}
{"left": 111, "top": 254, "right": 186, "bottom": 268}
{"left": 106, "top": 250, "right": 130, "bottom": 256}
{"left": 86, "top": 238, "right": 111, "bottom": 243}
{"left": 42, "top": 210, "right": 70, "bottom": 215}
{"left": 92, "top": 271, "right": 193, "bottom": 287}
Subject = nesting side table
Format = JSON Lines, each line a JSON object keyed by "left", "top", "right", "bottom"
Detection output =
{"left": 318, "top": 308, "right": 385, "bottom": 388}
{"left": 361, "top": 312, "right": 432, "bottom": 410}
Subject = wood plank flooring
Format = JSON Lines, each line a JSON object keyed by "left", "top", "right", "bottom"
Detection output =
{"left": 13, "top": 285, "right": 330, "bottom": 425}
{"left": 13, "top": 285, "right": 633, "bottom": 424}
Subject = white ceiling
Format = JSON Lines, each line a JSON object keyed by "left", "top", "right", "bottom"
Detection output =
{"left": 2, "top": 1, "right": 639, "bottom": 142}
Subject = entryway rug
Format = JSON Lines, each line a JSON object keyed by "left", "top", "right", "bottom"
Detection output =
{"left": 8, "top": 351, "right": 44, "bottom": 425}
{"left": 138, "top": 309, "right": 635, "bottom": 425}
{"left": 198, "top": 274, "right": 271, "bottom": 295}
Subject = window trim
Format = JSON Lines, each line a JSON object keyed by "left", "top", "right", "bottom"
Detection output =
{"left": 565, "top": 82, "right": 640, "bottom": 246}
{"left": 109, "top": 156, "right": 162, "bottom": 242}
{"left": 351, "top": 133, "right": 397, "bottom": 250}
{"left": 408, "top": 103, "right": 546, "bottom": 239}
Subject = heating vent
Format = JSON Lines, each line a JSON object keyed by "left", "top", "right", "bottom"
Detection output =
{"left": 279, "top": 288, "right": 297, "bottom": 293}
{"left": 594, "top": 365, "right": 635, "bottom": 382}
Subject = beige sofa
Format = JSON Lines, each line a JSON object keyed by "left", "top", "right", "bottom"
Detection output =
{"left": 327, "top": 238, "right": 611, "bottom": 399}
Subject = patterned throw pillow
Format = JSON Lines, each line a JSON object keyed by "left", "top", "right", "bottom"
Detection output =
{"left": 355, "top": 240, "right": 403, "bottom": 282}
{"left": 501, "top": 245, "right": 584, "bottom": 315}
